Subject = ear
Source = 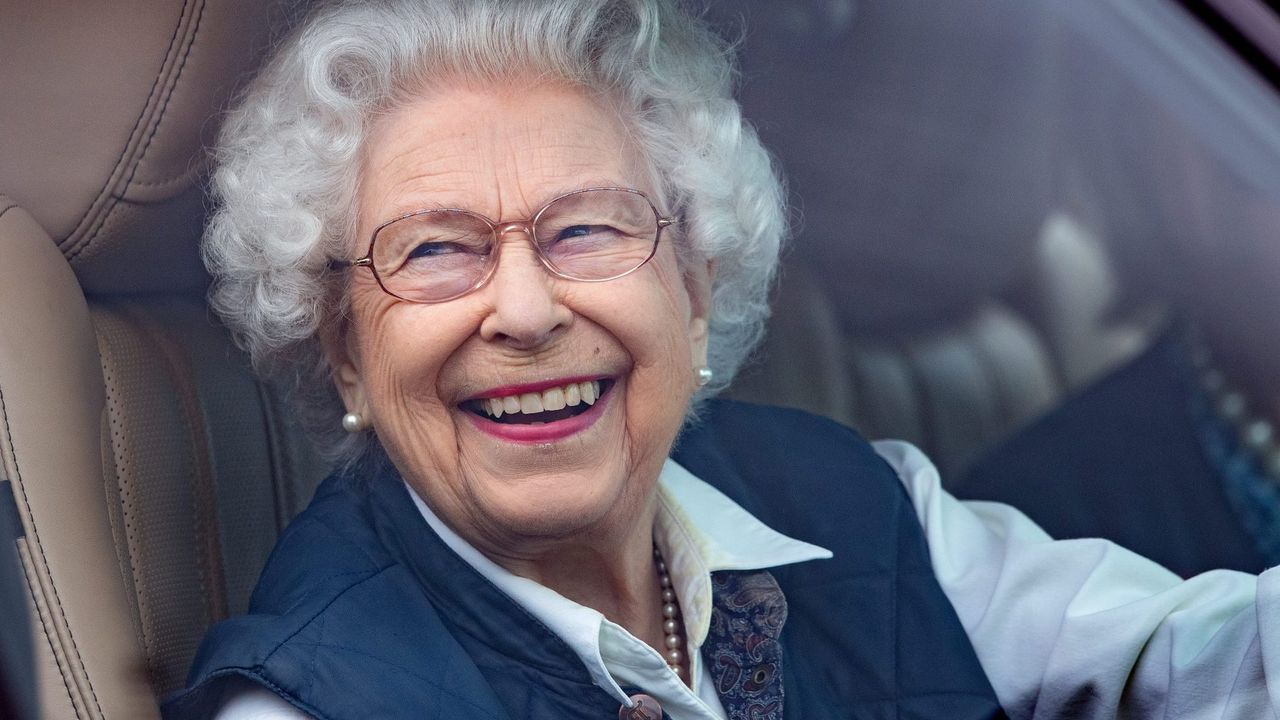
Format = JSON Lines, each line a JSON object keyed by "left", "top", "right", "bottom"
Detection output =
{"left": 684, "top": 258, "right": 716, "bottom": 368}
{"left": 321, "top": 322, "right": 370, "bottom": 419}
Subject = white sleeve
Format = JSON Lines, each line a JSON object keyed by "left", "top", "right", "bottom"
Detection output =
{"left": 872, "top": 439, "right": 1280, "bottom": 720}
{"left": 214, "top": 684, "right": 313, "bottom": 720}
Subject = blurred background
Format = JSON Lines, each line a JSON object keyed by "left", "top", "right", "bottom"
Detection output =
{"left": 712, "top": 0, "right": 1280, "bottom": 480}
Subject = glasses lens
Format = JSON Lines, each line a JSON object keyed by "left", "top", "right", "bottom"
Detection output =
{"left": 534, "top": 189, "right": 660, "bottom": 280}
{"left": 372, "top": 210, "right": 493, "bottom": 302}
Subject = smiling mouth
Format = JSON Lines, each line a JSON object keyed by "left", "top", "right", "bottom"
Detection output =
{"left": 461, "top": 379, "right": 614, "bottom": 425}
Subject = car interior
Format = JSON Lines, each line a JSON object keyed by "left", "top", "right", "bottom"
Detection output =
{"left": 2, "top": 0, "right": 1276, "bottom": 716}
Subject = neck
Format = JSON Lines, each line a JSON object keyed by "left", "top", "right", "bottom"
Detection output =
{"left": 508, "top": 535, "right": 662, "bottom": 630}
{"left": 477, "top": 496, "right": 672, "bottom": 663}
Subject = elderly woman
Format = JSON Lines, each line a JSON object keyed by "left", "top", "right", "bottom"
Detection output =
{"left": 164, "top": 1, "right": 1280, "bottom": 719}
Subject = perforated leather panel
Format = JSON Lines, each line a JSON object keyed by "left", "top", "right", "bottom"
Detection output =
{"left": 91, "top": 299, "right": 328, "bottom": 698}
{"left": 95, "top": 305, "right": 225, "bottom": 695}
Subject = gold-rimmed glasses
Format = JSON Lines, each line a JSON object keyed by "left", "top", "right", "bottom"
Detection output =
{"left": 332, "top": 187, "right": 678, "bottom": 304}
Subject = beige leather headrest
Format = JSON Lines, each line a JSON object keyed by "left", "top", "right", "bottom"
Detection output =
{"left": 0, "top": 0, "right": 288, "bottom": 294}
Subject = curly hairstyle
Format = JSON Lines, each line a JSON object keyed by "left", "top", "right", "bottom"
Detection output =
{"left": 205, "top": 0, "right": 787, "bottom": 465}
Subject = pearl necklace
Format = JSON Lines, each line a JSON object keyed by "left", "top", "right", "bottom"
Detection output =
{"left": 1192, "top": 337, "right": 1280, "bottom": 479}
{"left": 653, "top": 546, "right": 687, "bottom": 677}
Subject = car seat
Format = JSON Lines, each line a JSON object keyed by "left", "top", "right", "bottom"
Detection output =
{"left": 0, "top": 1, "right": 327, "bottom": 716}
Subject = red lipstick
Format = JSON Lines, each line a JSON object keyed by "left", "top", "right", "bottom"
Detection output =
{"left": 461, "top": 380, "right": 612, "bottom": 443}
{"left": 465, "top": 375, "right": 608, "bottom": 401}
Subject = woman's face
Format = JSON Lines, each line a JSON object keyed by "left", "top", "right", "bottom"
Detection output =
{"left": 331, "top": 82, "right": 712, "bottom": 557}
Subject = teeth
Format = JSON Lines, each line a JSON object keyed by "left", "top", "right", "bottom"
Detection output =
{"left": 519, "top": 393, "right": 543, "bottom": 414}
{"left": 477, "top": 380, "right": 606, "bottom": 418}
{"left": 543, "top": 387, "right": 566, "bottom": 411}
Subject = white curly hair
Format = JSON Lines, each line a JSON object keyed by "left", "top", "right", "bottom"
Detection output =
{"left": 205, "top": 0, "right": 787, "bottom": 465}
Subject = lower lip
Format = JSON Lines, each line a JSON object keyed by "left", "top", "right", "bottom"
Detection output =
{"left": 462, "top": 387, "right": 611, "bottom": 443}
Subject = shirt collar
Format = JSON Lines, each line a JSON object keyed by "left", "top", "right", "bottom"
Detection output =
{"left": 653, "top": 458, "right": 832, "bottom": 647}
{"left": 656, "top": 457, "right": 832, "bottom": 571}
{"left": 403, "top": 457, "right": 831, "bottom": 706}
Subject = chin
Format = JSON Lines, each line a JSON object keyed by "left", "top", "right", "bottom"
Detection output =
{"left": 470, "top": 469, "right": 632, "bottom": 541}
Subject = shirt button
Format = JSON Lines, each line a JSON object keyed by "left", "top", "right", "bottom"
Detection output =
{"left": 620, "top": 693, "right": 663, "bottom": 720}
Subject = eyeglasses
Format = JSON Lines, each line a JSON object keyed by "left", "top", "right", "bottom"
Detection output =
{"left": 333, "top": 187, "right": 678, "bottom": 304}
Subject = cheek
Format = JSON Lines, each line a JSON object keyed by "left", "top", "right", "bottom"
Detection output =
{"left": 639, "top": 257, "right": 696, "bottom": 364}
{"left": 612, "top": 258, "right": 697, "bottom": 409}
{"left": 349, "top": 286, "right": 470, "bottom": 411}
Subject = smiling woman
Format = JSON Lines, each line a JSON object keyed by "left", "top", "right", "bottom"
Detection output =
{"left": 333, "top": 82, "right": 710, "bottom": 560}
{"left": 159, "top": 1, "right": 1280, "bottom": 719}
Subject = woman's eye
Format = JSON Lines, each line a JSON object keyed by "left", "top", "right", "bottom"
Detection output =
{"left": 554, "top": 224, "right": 616, "bottom": 242}
{"left": 407, "top": 241, "right": 465, "bottom": 259}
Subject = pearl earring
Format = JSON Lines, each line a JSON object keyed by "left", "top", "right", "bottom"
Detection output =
{"left": 341, "top": 412, "right": 365, "bottom": 433}
{"left": 695, "top": 366, "right": 713, "bottom": 386}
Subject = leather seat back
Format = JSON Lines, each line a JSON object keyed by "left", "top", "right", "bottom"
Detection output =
{"left": 0, "top": 2, "right": 326, "bottom": 716}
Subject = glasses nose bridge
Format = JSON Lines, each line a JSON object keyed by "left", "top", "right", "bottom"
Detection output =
{"left": 493, "top": 219, "right": 537, "bottom": 243}
{"left": 488, "top": 218, "right": 558, "bottom": 280}
{"left": 491, "top": 217, "right": 554, "bottom": 266}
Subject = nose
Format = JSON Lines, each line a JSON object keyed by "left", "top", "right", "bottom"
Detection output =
{"left": 477, "top": 230, "right": 572, "bottom": 349}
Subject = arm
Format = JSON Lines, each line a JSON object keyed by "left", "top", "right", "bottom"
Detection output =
{"left": 873, "top": 439, "right": 1280, "bottom": 720}
{"left": 214, "top": 685, "right": 313, "bottom": 720}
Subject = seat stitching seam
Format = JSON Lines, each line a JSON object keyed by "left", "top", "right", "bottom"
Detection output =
{"left": 123, "top": 0, "right": 209, "bottom": 191}
{"left": 124, "top": 171, "right": 202, "bottom": 190}
{"left": 60, "top": 1, "right": 193, "bottom": 259}
{"left": 21, "top": 544, "right": 79, "bottom": 713}
{"left": 0, "top": 384, "right": 107, "bottom": 717}
{"left": 67, "top": 0, "right": 208, "bottom": 263}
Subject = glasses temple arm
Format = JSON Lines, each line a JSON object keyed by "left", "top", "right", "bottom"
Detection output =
{"left": 327, "top": 257, "right": 373, "bottom": 271}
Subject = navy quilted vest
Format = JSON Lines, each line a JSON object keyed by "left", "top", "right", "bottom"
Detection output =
{"left": 163, "top": 400, "right": 1004, "bottom": 719}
